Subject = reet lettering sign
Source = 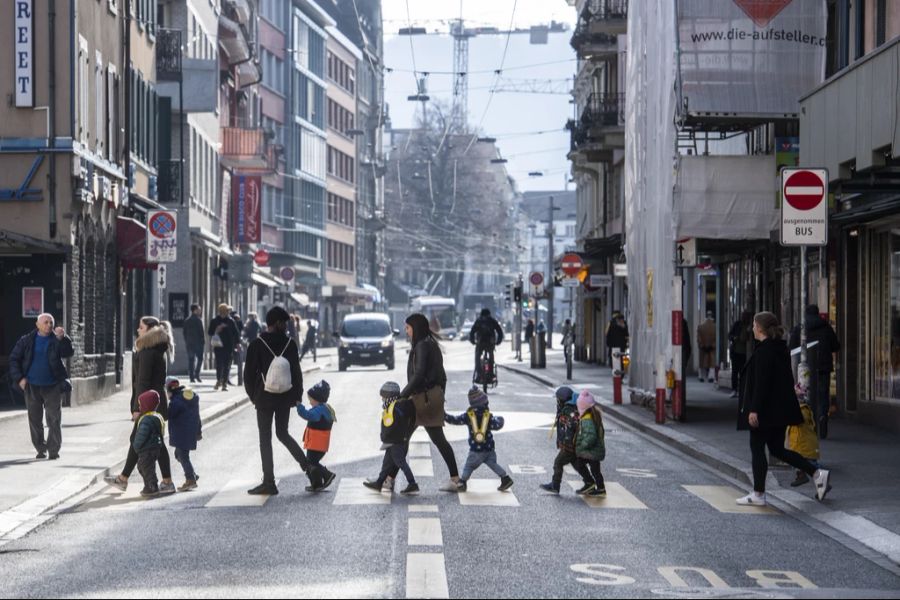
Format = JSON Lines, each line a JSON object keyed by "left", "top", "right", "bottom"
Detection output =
{"left": 15, "top": 0, "right": 34, "bottom": 107}
{"left": 780, "top": 168, "right": 828, "bottom": 246}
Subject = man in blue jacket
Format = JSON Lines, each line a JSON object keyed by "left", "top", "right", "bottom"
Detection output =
{"left": 9, "top": 313, "right": 74, "bottom": 459}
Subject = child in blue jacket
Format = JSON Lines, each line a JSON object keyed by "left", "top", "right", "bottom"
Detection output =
{"left": 297, "top": 380, "right": 336, "bottom": 492}
{"left": 166, "top": 378, "right": 202, "bottom": 491}
{"left": 444, "top": 387, "right": 513, "bottom": 492}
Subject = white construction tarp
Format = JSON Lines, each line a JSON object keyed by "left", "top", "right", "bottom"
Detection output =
{"left": 675, "top": 155, "right": 778, "bottom": 239}
{"left": 677, "top": 0, "right": 827, "bottom": 117}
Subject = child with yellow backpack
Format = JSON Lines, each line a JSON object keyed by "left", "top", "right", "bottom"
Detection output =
{"left": 363, "top": 381, "right": 419, "bottom": 495}
{"left": 444, "top": 387, "right": 514, "bottom": 492}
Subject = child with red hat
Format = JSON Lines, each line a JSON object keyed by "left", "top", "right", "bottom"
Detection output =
{"left": 134, "top": 390, "right": 166, "bottom": 497}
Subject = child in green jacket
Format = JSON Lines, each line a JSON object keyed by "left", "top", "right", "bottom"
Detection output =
{"left": 133, "top": 390, "right": 166, "bottom": 497}
{"left": 575, "top": 390, "right": 606, "bottom": 497}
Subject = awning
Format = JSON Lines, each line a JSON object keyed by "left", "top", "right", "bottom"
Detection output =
{"left": 290, "top": 292, "right": 310, "bottom": 307}
{"left": 251, "top": 270, "right": 279, "bottom": 288}
{"left": 116, "top": 216, "right": 156, "bottom": 270}
{"left": 0, "top": 229, "right": 69, "bottom": 254}
{"left": 360, "top": 283, "right": 382, "bottom": 303}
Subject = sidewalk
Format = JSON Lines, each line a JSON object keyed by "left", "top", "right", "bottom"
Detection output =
{"left": 499, "top": 348, "right": 900, "bottom": 568}
{"left": 0, "top": 362, "right": 324, "bottom": 546}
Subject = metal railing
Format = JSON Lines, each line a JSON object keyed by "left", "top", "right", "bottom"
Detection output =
{"left": 156, "top": 29, "right": 182, "bottom": 81}
{"left": 157, "top": 159, "right": 182, "bottom": 204}
{"left": 582, "top": 92, "right": 626, "bottom": 127}
{"left": 584, "top": 0, "right": 628, "bottom": 21}
{"left": 221, "top": 127, "right": 266, "bottom": 158}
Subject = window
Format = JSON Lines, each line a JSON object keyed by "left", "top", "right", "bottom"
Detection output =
{"left": 95, "top": 52, "right": 104, "bottom": 154}
{"left": 327, "top": 146, "right": 354, "bottom": 183}
{"left": 77, "top": 36, "right": 90, "bottom": 145}
{"left": 326, "top": 192, "right": 354, "bottom": 228}
{"left": 327, "top": 98, "right": 355, "bottom": 136}
{"left": 326, "top": 240, "right": 355, "bottom": 272}
{"left": 327, "top": 51, "right": 356, "bottom": 94}
{"left": 107, "top": 65, "right": 118, "bottom": 162}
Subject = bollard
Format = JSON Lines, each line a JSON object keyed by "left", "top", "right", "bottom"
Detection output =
{"left": 672, "top": 307, "right": 684, "bottom": 422}
{"left": 613, "top": 347, "right": 623, "bottom": 405}
{"left": 655, "top": 356, "right": 667, "bottom": 424}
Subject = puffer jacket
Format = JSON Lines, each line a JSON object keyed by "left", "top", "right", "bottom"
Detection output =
{"left": 130, "top": 326, "right": 172, "bottom": 418}
{"left": 555, "top": 399, "right": 580, "bottom": 452}
{"left": 575, "top": 410, "right": 605, "bottom": 461}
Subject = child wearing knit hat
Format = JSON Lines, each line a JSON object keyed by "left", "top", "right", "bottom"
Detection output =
{"left": 296, "top": 380, "right": 337, "bottom": 492}
{"left": 540, "top": 386, "right": 596, "bottom": 495}
{"left": 443, "top": 387, "right": 513, "bottom": 492}
{"left": 363, "top": 381, "right": 419, "bottom": 495}
{"left": 573, "top": 390, "right": 606, "bottom": 497}
{"left": 133, "top": 390, "right": 166, "bottom": 497}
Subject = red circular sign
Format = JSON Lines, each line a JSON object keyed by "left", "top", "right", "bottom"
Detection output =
{"left": 253, "top": 249, "right": 270, "bottom": 266}
{"left": 148, "top": 212, "right": 176, "bottom": 238}
{"left": 561, "top": 253, "right": 584, "bottom": 277}
{"left": 530, "top": 272, "right": 544, "bottom": 286}
{"left": 784, "top": 170, "right": 825, "bottom": 211}
{"left": 280, "top": 266, "right": 295, "bottom": 281}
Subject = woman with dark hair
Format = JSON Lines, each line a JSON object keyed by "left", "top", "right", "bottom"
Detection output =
{"left": 105, "top": 316, "right": 176, "bottom": 495}
{"left": 380, "top": 313, "right": 460, "bottom": 492}
{"left": 736, "top": 312, "right": 831, "bottom": 506}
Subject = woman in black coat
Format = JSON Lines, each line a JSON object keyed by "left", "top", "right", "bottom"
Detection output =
{"left": 105, "top": 317, "right": 176, "bottom": 495}
{"left": 736, "top": 312, "right": 831, "bottom": 506}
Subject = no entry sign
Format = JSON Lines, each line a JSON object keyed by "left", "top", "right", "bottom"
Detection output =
{"left": 561, "top": 253, "right": 583, "bottom": 278}
{"left": 781, "top": 168, "right": 828, "bottom": 247}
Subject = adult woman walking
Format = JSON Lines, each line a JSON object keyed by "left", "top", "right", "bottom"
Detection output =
{"left": 736, "top": 312, "right": 831, "bottom": 506}
{"left": 382, "top": 313, "right": 460, "bottom": 492}
{"left": 105, "top": 317, "right": 176, "bottom": 495}
{"left": 209, "top": 304, "right": 240, "bottom": 391}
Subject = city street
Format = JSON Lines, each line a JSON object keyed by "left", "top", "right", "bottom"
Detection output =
{"left": 0, "top": 344, "right": 898, "bottom": 598}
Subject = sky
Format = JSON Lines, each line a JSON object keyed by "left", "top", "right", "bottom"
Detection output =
{"left": 381, "top": 0, "right": 577, "bottom": 193}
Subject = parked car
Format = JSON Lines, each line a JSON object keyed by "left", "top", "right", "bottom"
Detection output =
{"left": 336, "top": 313, "right": 399, "bottom": 371}
{"left": 459, "top": 320, "right": 474, "bottom": 341}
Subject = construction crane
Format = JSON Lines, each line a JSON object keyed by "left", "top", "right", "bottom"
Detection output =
{"left": 398, "top": 12, "right": 569, "bottom": 132}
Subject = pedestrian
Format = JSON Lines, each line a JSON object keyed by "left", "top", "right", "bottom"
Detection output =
{"left": 387, "top": 313, "right": 460, "bottom": 492}
{"left": 300, "top": 320, "right": 317, "bottom": 362}
{"left": 8, "top": 313, "right": 73, "bottom": 460}
{"left": 729, "top": 311, "right": 753, "bottom": 398}
{"left": 786, "top": 395, "right": 821, "bottom": 487}
{"left": 183, "top": 304, "right": 206, "bottom": 384}
{"left": 574, "top": 390, "right": 607, "bottom": 497}
{"left": 287, "top": 314, "right": 299, "bottom": 350}
{"left": 105, "top": 317, "right": 176, "bottom": 495}
{"left": 540, "top": 386, "right": 595, "bottom": 495}
{"left": 605, "top": 312, "right": 629, "bottom": 367}
{"left": 735, "top": 312, "right": 831, "bottom": 506}
{"left": 444, "top": 387, "right": 514, "bottom": 492}
{"left": 165, "top": 377, "right": 202, "bottom": 491}
{"left": 296, "top": 380, "right": 337, "bottom": 492}
{"left": 363, "top": 381, "right": 419, "bottom": 495}
{"left": 208, "top": 304, "right": 240, "bottom": 391}
{"left": 243, "top": 306, "right": 311, "bottom": 495}
{"left": 789, "top": 305, "right": 841, "bottom": 438}
{"left": 524, "top": 319, "right": 535, "bottom": 353}
{"left": 230, "top": 310, "right": 245, "bottom": 387}
{"left": 697, "top": 311, "right": 717, "bottom": 383}
{"left": 133, "top": 390, "right": 166, "bottom": 497}
{"left": 243, "top": 312, "right": 261, "bottom": 343}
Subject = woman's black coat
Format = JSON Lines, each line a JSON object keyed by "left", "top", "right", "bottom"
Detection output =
{"left": 738, "top": 337, "right": 803, "bottom": 431}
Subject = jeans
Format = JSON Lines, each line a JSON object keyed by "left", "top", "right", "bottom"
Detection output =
{"left": 24, "top": 382, "right": 63, "bottom": 455}
{"left": 460, "top": 449, "right": 507, "bottom": 481}
{"left": 187, "top": 347, "right": 204, "bottom": 381}
{"left": 306, "top": 449, "right": 331, "bottom": 487}
{"left": 214, "top": 348, "right": 232, "bottom": 384}
{"left": 137, "top": 447, "right": 160, "bottom": 488}
{"left": 378, "top": 444, "right": 415, "bottom": 484}
{"left": 552, "top": 449, "right": 593, "bottom": 488}
{"left": 750, "top": 426, "right": 817, "bottom": 493}
{"left": 575, "top": 458, "right": 605, "bottom": 489}
{"left": 123, "top": 420, "right": 172, "bottom": 480}
{"left": 256, "top": 402, "right": 310, "bottom": 486}
{"left": 174, "top": 447, "right": 197, "bottom": 480}
{"left": 388, "top": 426, "right": 458, "bottom": 479}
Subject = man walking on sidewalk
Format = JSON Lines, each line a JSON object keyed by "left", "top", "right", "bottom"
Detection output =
{"left": 9, "top": 313, "right": 74, "bottom": 460}
{"left": 789, "top": 305, "right": 841, "bottom": 438}
{"left": 184, "top": 304, "right": 205, "bottom": 383}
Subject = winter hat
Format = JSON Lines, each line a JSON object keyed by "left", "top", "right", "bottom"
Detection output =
{"left": 576, "top": 390, "right": 597, "bottom": 416}
{"left": 468, "top": 387, "right": 489, "bottom": 408}
{"left": 555, "top": 386, "right": 575, "bottom": 402}
{"left": 380, "top": 381, "right": 402, "bottom": 398}
{"left": 138, "top": 390, "right": 160, "bottom": 413}
{"left": 165, "top": 377, "right": 181, "bottom": 391}
{"left": 307, "top": 380, "right": 331, "bottom": 403}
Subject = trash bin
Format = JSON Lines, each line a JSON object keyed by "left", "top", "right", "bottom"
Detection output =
{"left": 531, "top": 331, "right": 547, "bottom": 369}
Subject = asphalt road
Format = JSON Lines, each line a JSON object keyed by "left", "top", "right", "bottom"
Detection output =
{"left": 0, "top": 343, "right": 898, "bottom": 599}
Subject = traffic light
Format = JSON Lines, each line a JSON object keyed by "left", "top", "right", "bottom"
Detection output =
{"left": 513, "top": 284, "right": 522, "bottom": 303}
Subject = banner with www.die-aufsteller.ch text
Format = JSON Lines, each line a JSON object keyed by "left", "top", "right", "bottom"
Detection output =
{"left": 677, "top": 0, "right": 828, "bottom": 118}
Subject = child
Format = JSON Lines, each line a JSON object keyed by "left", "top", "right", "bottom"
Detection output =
{"left": 787, "top": 396, "right": 820, "bottom": 487}
{"left": 444, "top": 387, "right": 513, "bottom": 492}
{"left": 540, "top": 386, "right": 595, "bottom": 495}
{"left": 574, "top": 390, "right": 606, "bottom": 497}
{"left": 363, "top": 381, "right": 419, "bottom": 495}
{"left": 296, "top": 380, "right": 337, "bottom": 492}
{"left": 166, "top": 378, "right": 202, "bottom": 491}
{"left": 133, "top": 390, "right": 166, "bottom": 497}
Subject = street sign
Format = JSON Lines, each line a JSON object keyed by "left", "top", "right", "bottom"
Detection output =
{"left": 253, "top": 248, "right": 270, "bottom": 266}
{"left": 562, "top": 278, "right": 581, "bottom": 288}
{"left": 146, "top": 210, "right": 177, "bottom": 262}
{"left": 157, "top": 264, "right": 167, "bottom": 289}
{"left": 614, "top": 263, "right": 628, "bottom": 277}
{"left": 590, "top": 274, "right": 613, "bottom": 288}
{"left": 529, "top": 271, "right": 544, "bottom": 287}
{"left": 781, "top": 168, "right": 828, "bottom": 246}
{"left": 280, "top": 266, "right": 295, "bottom": 282}
{"left": 675, "top": 238, "right": 697, "bottom": 267}
{"left": 561, "top": 253, "right": 584, "bottom": 277}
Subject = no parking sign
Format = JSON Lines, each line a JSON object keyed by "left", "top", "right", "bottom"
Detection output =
{"left": 146, "top": 210, "right": 178, "bottom": 262}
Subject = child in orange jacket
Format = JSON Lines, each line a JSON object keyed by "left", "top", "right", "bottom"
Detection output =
{"left": 297, "top": 380, "right": 337, "bottom": 492}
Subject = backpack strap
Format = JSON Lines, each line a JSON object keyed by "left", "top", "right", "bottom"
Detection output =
{"left": 259, "top": 336, "right": 290, "bottom": 358}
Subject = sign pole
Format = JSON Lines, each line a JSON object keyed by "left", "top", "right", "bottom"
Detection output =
{"left": 798, "top": 245, "right": 810, "bottom": 396}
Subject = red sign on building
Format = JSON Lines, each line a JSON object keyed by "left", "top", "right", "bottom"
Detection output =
{"left": 233, "top": 174, "right": 262, "bottom": 244}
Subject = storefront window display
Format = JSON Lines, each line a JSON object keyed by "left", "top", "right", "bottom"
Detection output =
{"left": 870, "top": 230, "right": 900, "bottom": 402}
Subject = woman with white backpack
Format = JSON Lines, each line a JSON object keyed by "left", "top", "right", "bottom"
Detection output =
{"left": 243, "top": 306, "right": 313, "bottom": 495}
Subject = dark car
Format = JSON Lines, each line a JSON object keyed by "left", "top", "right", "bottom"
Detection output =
{"left": 337, "top": 313, "right": 398, "bottom": 371}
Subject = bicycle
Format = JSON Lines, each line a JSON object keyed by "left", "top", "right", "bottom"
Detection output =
{"left": 474, "top": 346, "right": 498, "bottom": 393}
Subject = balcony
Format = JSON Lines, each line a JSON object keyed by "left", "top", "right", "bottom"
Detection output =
{"left": 584, "top": 0, "right": 627, "bottom": 36}
{"left": 157, "top": 159, "right": 183, "bottom": 204}
{"left": 567, "top": 92, "right": 625, "bottom": 161}
{"left": 570, "top": 27, "right": 617, "bottom": 60}
{"left": 220, "top": 127, "right": 276, "bottom": 174}
{"left": 219, "top": 15, "right": 252, "bottom": 63}
{"left": 156, "top": 29, "right": 182, "bottom": 82}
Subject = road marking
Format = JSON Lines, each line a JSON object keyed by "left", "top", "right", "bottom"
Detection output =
{"left": 409, "top": 443, "right": 432, "bottom": 458}
{"left": 745, "top": 570, "right": 817, "bottom": 589}
{"left": 616, "top": 468, "right": 657, "bottom": 478}
{"left": 458, "top": 479, "right": 519, "bottom": 507}
{"left": 409, "top": 458, "right": 435, "bottom": 477}
{"left": 409, "top": 505, "right": 439, "bottom": 513}
{"left": 570, "top": 563, "right": 636, "bottom": 586}
{"left": 408, "top": 517, "right": 443, "bottom": 546}
{"left": 658, "top": 566, "right": 729, "bottom": 589}
{"left": 333, "top": 478, "right": 391, "bottom": 505}
{"left": 567, "top": 481, "right": 648, "bottom": 509}
{"left": 406, "top": 553, "right": 450, "bottom": 599}
{"left": 205, "top": 479, "right": 277, "bottom": 508}
{"left": 410, "top": 430, "right": 431, "bottom": 443}
{"left": 509, "top": 464, "right": 546, "bottom": 475}
{"left": 683, "top": 485, "right": 779, "bottom": 515}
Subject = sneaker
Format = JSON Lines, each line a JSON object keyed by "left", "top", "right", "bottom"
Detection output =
{"left": 814, "top": 469, "right": 831, "bottom": 501}
{"left": 575, "top": 483, "right": 596, "bottom": 495}
{"left": 699, "top": 378, "right": 705, "bottom": 383}
{"left": 790, "top": 472, "right": 810, "bottom": 487}
{"left": 382, "top": 476, "right": 395, "bottom": 493}
{"left": 363, "top": 479, "right": 383, "bottom": 492}
{"left": 456, "top": 481, "right": 468, "bottom": 492}
{"left": 158, "top": 481, "right": 176, "bottom": 495}
{"left": 48, "top": 453, "right": 59, "bottom": 460}
{"left": 439, "top": 479, "right": 461, "bottom": 492}
{"left": 400, "top": 483, "right": 420, "bottom": 495}
{"left": 247, "top": 483, "right": 278, "bottom": 495}
{"left": 588, "top": 487, "right": 607, "bottom": 497}
{"left": 540, "top": 483, "right": 560, "bottom": 495}
{"left": 178, "top": 480, "right": 198, "bottom": 492}
{"left": 498, "top": 476, "right": 514, "bottom": 492}
{"left": 214, "top": 381, "right": 221, "bottom": 391}
{"left": 735, "top": 492, "right": 767, "bottom": 506}
{"left": 305, "top": 484, "right": 324, "bottom": 493}
{"left": 140, "top": 485, "right": 159, "bottom": 497}
{"left": 729, "top": 391, "right": 738, "bottom": 398}
{"left": 321, "top": 471, "right": 337, "bottom": 490}
{"left": 105, "top": 475, "right": 127, "bottom": 492}
{"left": 35, "top": 452, "right": 46, "bottom": 459}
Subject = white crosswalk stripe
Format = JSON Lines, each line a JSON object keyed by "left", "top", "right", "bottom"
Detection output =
{"left": 458, "top": 479, "right": 520, "bottom": 507}
{"left": 205, "top": 479, "right": 278, "bottom": 508}
{"left": 333, "top": 477, "right": 392, "bottom": 505}
{"left": 566, "top": 481, "right": 648, "bottom": 509}
{"left": 683, "top": 485, "right": 780, "bottom": 515}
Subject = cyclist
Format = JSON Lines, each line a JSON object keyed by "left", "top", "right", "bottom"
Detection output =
{"left": 470, "top": 309, "right": 504, "bottom": 384}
